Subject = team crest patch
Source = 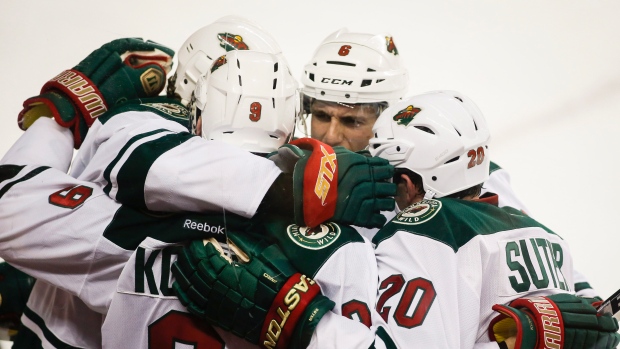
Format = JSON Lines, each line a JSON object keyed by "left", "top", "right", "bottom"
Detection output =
{"left": 144, "top": 103, "right": 188, "bottom": 120}
{"left": 287, "top": 223, "right": 341, "bottom": 250}
{"left": 386, "top": 36, "right": 399, "bottom": 55}
{"left": 395, "top": 199, "right": 442, "bottom": 225}
{"left": 217, "top": 33, "right": 249, "bottom": 51}
{"left": 211, "top": 56, "right": 227, "bottom": 73}
{"left": 393, "top": 105, "right": 421, "bottom": 126}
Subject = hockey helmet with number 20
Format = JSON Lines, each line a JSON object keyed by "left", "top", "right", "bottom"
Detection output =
{"left": 192, "top": 50, "right": 298, "bottom": 154}
{"left": 169, "top": 15, "right": 284, "bottom": 107}
{"left": 369, "top": 91, "right": 491, "bottom": 198}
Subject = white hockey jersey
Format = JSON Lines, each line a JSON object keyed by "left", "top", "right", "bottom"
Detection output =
{"left": 369, "top": 196, "right": 575, "bottom": 348}
{"left": 1, "top": 115, "right": 377, "bottom": 348}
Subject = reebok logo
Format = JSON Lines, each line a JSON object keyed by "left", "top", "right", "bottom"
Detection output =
{"left": 183, "top": 219, "right": 225, "bottom": 235}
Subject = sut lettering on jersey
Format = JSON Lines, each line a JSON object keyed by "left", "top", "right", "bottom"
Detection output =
{"left": 503, "top": 238, "right": 569, "bottom": 294}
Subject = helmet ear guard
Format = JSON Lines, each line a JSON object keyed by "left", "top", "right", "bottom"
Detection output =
{"left": 369, "top": 91, "right": 491, "bottom": 198}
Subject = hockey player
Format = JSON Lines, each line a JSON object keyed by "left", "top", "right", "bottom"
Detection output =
{"left": 0, "top": 49, "right": 364, "bottom": 348}
{"left": 299, "top": 28, "right": 599, "bottom": 298}
{"left": 172, "top": 91, "right": 620, "bottom": 349}
{"left": 298, "top": 28, "right": 409, "bottom": 152}
{"left": 8, "top": 18, "right": 394, "bottom": 349}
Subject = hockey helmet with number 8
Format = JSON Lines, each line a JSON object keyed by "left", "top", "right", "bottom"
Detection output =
{"left": 191, "top": 50, "right": 299, "bottom": 154}
{"left": 368, "top": 91, "right": 491, "bottom": 198}
{"left": 169, "top": 15, "right": 284, "bottom": 107}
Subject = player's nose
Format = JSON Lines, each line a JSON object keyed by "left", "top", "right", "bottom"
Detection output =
{"left": 323, "top": 118, "right": 345, "bottom": 147}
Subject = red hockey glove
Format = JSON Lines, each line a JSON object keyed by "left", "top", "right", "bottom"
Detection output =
{"left": 18, "top": 38, "right": 174, "bottom": 148}
{"left": 489, "top": 293, "right": 620, "bottom": 349}
{"left": 267, "top": 138, "right": 396, "bottom": 228}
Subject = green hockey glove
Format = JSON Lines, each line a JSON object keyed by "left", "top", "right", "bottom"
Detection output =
{"left": 489, "top": 293, "right": 620, "bottom": 349}
{"left": 18, "top": 38, "right": 174, "bottom": 148}
{"left": 0, "top": 262, "right": 35, "bottom": 339}
{"left": 172, "top": 232, "right": 335, "bottom": 349}
{"left": 267, "top": 138, "right": 396, "bottom": 228}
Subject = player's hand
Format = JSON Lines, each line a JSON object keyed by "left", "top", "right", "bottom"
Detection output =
{"left": 172, "top": 232, "right": 335, "bottom": 349}
{"left": 0, "top": 262, "right": 35, "bottom": 340}
{"left": 18, "top": 38, "right": 174, "bottom": 148}
{"left": 268, "top": 138, "right": 396, "bottom": 228}
{"left": 489, "top": 293, "right": 620, "bottom": 349}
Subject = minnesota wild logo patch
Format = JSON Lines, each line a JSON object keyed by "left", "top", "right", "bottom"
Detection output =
{"left": 395, "top": 199, "right": 442, "bottom": 225}
{"left": 143, "top": 103, "right": 188, "bottom": 120}
{"left": 211, "top": 56, "right": 228, "bottom": 73}
{"left": 393, "top": 105, "right": 421, "bottom": 126}
{"left": 386, "top": 36, "right": 399, "bottom": 55}
{"left": 217, "top": 32, "right": 249, "bottom": 51}
{"left": 287, "top": 223, "right": 341, "bottom": 250}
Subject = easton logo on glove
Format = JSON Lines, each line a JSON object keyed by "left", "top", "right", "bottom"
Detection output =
{"left": 45, "top": 69, "right": 108, "bottom": 121}
{"left": 260, "top": 273, "right": 321, "bottom": 349}
{"left": 290, "top": 138, "right": 338, "bottom": 228}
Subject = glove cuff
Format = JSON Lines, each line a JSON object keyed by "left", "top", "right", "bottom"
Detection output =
{"left": 41, "top": 69, "right": 109, "bottom": 126}
{"left": 19, "top": 90, "right": 77, "bottom": 128}
{"left": 490, "top": 296, "right": 565, "bottom": 349}
{"left": 259, "top": 273, "right": 322, "bottom": 349}
{"left": 289, "top": 295, "right": 335, "bottom": 349}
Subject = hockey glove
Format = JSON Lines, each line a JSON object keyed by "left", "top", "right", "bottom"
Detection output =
{"left": 18, "top": 38, "right": 174, "bottom": 148}
{"left": 172, "top": 232, "right": 335, "bottom": 349}
{"left": 489, "top": 293, "right": 620, "bottom": 349}
{"left": 0, "top": 262, "right": 35, "bottom": 339}
{"left": 267, "top": 138, "right": 396, "bottom": 228}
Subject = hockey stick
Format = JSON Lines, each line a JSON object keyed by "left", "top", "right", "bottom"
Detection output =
{"left": 597, "top": 287, "right": 620, "bottom": 317}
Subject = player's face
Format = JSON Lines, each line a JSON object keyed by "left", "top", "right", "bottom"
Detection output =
{"left": 310, "top": 100, "right": 379, "bottom": 152}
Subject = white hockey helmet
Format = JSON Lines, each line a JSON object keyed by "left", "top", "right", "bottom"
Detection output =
{"left": 192, "top": 50, "right": 299, "bottom": 154}
{"left": 301, "top": 28, "right": 409, "bottom": 105}
{"left": 169, "top": 15, "right": 283, "bottom": 106}
{"left": 369, "top": 91, "right": 491, "bottom": 198}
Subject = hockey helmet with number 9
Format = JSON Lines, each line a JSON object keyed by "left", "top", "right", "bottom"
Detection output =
{"left": 298, "top": 28, "right": 409, "bottom": 135}
{"left": 192, "top": 50, "right": 299, "bottom": 154}
{"left": 169, "top": 15, "right": 284, "bottom": 107}
{"left": 368, "top": 91, "right": 491, "bottom": 198}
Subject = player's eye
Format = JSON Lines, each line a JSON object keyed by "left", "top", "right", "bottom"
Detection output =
{"left": 340, "top": 116, "right": 362, "bottom": 128}
{"left": 312, "top": 111, "right": 331, "bottom": 123}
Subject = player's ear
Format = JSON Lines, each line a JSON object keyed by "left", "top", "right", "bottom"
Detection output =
{"left": 196, "top": 116, "right": 202, "bottom": 137}
{"left": 396, "top": 173, "right": 421, "bottom": 209}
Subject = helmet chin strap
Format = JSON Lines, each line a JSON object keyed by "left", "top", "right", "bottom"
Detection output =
{"left": 424, "top": 190, "right": 436, "bottom": 200}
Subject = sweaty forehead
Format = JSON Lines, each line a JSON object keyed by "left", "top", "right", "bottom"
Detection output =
{"left": 311, "top": 100, "right": 379, "bottom": 118}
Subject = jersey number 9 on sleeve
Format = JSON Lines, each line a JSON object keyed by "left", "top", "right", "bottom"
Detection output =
{"left": 376, "top": 275, "right": 436, "bottom": 328}
{"left": 49, "top": 185, "right": 93, "bottom": 209}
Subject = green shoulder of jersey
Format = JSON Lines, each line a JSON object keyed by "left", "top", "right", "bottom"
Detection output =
{"left": 98, "top": 96, "right": 190, "bottom": 128}
{"left": 372, "top": 197, "right": 558, "bottom": 252}
{"left": 103, "top": 206, "right": 252, "bottom": 250}
{"left": 489, "top": 161, "right": 502, "bottom": 174}
{"left": 262, "top": 218, "right": 365, "bottom": 279}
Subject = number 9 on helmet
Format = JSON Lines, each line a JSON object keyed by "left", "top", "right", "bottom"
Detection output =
{"left": 191, "top": 50, "right": 299, "bottom": 155}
